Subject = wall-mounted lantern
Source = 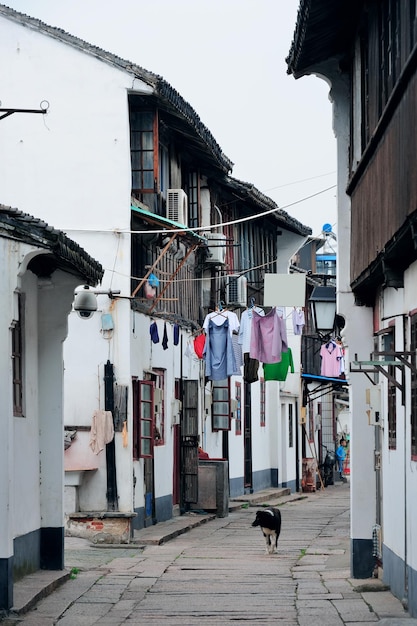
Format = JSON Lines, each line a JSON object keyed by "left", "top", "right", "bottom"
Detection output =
{"left": 309, "top": 285, "right": 336, "bottom": 337}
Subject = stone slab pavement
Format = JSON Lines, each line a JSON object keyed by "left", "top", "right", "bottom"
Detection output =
{"left": 2, "top": 480, "right": 417, "bottom": 625}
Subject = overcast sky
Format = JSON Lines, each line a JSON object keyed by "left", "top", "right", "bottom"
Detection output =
{"left": 4, "top": 0, "right": 337, "bottom": 237}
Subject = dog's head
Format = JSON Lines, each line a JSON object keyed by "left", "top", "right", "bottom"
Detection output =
{"left": 251, "top": 510, "right": 263, "bottom": 527}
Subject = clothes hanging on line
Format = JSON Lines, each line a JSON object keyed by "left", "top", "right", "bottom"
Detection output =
{"left": 320, "top": 339, "right": 344, "bottom": 377}
{"left": 292, "top": 308, "right": 305, "bottom": 335}
{"left": 244, "top": 352, "right": 260, "bottom": 384}
{"left": 249, "top": 307, "right": 288, "bottom": 364}
{"left": 202, "top": 309, "right": 240, "bottom": 336}
{"left": 263, "top": 348, "right": 294, "bottom": 381}
{"left": 238, "top": 306, "right": 264, "bottom": 354}
{"left": 89, "top": 410, "right": 114, "bottom": 455}
{"left": 204, "top": 317, "right": 237, "bottom": 381}
{"left": 194, "top": 333, "right": 206, "bottom": 359}
{"left": 232, "top": 333, "right": 243, "bottom": 374}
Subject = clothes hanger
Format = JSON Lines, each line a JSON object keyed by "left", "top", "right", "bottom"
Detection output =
{"left": 211, "top": 300, "right": 228, "bottom": 318}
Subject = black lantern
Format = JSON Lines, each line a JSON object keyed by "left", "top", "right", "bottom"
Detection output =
{"left": 309, "top": 285, "right": 336, "bottom": 336}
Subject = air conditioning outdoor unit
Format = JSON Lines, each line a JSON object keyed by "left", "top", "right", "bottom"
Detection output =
{"left": 226, "top": 274, "right": 247, "bottom": 308}
{"left": 205, "top": 232, "right": 226, "bottom": 265}
{"left": 166, "top": 189, "right": 188, "bottom": 225}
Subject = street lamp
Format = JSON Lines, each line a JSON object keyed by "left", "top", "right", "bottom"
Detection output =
{"left": 309, "top": 285, "right": 336, "bottom": 337}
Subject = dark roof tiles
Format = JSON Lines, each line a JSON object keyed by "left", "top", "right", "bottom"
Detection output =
{"left": 0, "top": 204, "right": 104, "bottom": 284}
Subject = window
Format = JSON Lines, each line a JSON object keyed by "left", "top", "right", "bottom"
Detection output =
{"left": 308, "top": 402, "right": 314, "bottom": 442}
{"left": 212, "top": 379, "right": 230, "bottom": 430}
{"left": 130, "top": 109, "right": 157, "bottom": 193}
{"left": 159, "top": 143, "right": 169, "bottom": 195}
{"left": 144, "top": 368, "right": 165, "bottom": 445}
{"left": 188, "top": 171, "right": 199, "bottom": 230}
{"left": 235, "top": 382, "right": 242, "bottom": 435}
{"left": 260, "top": 377, "right": 265, "bottom": 427}
{"left": 132, "top": 370, "right": 165, "bottom": 460}
{"left": 288, "top": 403, "right": 294, "bottom": 448}
{"left": 11, "top": 293, "right": 24, "bottom": 417}
{"left": 132, "top": 379, "right": 154, "bottom": 459}
{"left": 383, "top": 329, "right": 397, "bottom": 450}
{"left": 410, "top": 314, "right": 417, "bottom": 458}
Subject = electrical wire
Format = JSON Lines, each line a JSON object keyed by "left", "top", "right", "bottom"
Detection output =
{"left": 60, "top": 184, "right": 336, "bottom": 235}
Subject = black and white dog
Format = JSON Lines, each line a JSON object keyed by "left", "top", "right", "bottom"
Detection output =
{"left": 252, "top": 508, "right": 282, "bottom": 554}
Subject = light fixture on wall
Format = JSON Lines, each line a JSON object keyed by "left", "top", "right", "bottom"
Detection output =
{"left": 309, "top": 285, "right": 336, "bottom": 338}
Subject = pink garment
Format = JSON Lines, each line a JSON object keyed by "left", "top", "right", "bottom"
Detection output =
{"left": 320, "top": 341, "right": 343, "bottom": 377}
{"left": 249, "top": 307, "right": 288, "bottom": 364}
{"left": 89, "top": 410, "right": 115, "bottom": 455}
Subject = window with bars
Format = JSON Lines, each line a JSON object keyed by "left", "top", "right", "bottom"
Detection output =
{"left": 187, "top": 171, "right": 199, "bottom": 230}
{"left": 382, "top": 329, "right": 397, "bottom": 450}
{"left": 12, "top": 293, "right": 24, "bottom": 417}
{"left": 410, "top": 314, "right": 417, "bottom": 459}
{"left": 235, "top": 381, "right": 242, "bottom": 435}
{"left": 289, "top": 403, "right": 294, "bottom": 448}
{"left": 130, "top": 109, "right": 157, "bottom": 193}
{"left": 212, "top": 379, "right": 230, "bottom": 431}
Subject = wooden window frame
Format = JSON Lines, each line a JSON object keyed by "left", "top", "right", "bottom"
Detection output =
{"left": 212, "top": 378, "right": 231, "bottom": 431}
{"left": 144, "top": 368, "right": 165, "bottom": 446}
{"left": 130, "top": 108, "right": 158, "bottom": 194}
{"left": 132, "top": 379, "right": 154, "bottom": 459}
{"left": 12, "top": 292, "right": 24, "bottom": 417}
{"left": 187, "top": 171, "right": 199, "bottom": 230}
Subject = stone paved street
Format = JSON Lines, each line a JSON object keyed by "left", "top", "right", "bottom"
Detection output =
{"left": 2, "top": 482, "right": 417, "bottom": 625}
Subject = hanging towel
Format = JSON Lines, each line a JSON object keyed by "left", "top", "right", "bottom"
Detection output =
{"left": 162, "top": 322, "right": 169, "bottom": 350}
{"left": 173, "top": 323, "right": 180, "bottom": 346}
{"left": 149, "top": 321, "right": 159, "bottom": 343}
{"left": 89, "top": 410, "right": 114, "bottom": 455}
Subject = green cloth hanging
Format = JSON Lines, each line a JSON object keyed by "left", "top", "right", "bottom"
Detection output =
{"left": 263, "top": 349, "right": 294, "bottom": 381}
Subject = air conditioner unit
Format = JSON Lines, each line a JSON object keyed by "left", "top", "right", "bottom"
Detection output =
{"left": 226, "top": 274, "right": 247, "bottom": 308}
{"left": 205, "top": 232, "right": 226, "bottom": 265}
{"left": 166, "top": 189, "right": 188, "bottom": 225}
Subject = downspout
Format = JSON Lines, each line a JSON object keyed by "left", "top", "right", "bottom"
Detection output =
{"left": 104, "top": 360, "right": 119, "bottom": 511}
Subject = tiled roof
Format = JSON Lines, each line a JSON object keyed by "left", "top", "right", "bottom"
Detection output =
{"left": 224, "top": 176, "right": 312, "bottom": 237}
{"left": 0, "top": 204, "right": 104, "bottom": 284}
{"left": 286, "top": 0, "right": 361, "bottom": 78}
{"left": 0, "top": 4, "right": 234, "bottom": 174}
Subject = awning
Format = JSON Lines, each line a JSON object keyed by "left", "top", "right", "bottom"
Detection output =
{"left": 131, "top": 204, "right": 207, "bottom": 245}
{"left": 302, "top": 373, "right": 348, "bottom": 402}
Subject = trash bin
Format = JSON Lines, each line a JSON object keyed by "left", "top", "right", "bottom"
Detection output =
{"left": 191, "top": 459, "right": 229, "bottom": 517}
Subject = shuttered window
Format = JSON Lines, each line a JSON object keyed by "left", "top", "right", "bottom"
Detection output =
{"left": 12, "top": 293, "right": 24, "bottom": 417}
{"left": 212, "top": 378, "right": 230, "bottom": 431}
